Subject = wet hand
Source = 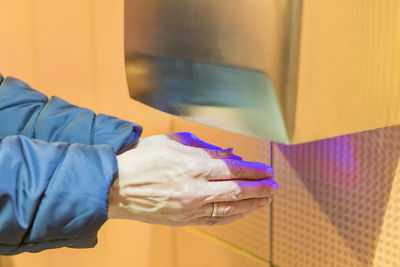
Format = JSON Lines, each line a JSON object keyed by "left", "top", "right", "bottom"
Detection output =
{"left": 108, "top": 133, "right": 278, "bottom": 226}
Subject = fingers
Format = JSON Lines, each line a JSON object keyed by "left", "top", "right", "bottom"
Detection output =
{"left": 174, "top": 198, "right": 272, "bottom": 226}
{"left": 202, "top": 158, "right": 274, "bottom": 180}
{"left": 167, "top": 132, "right": 243, "bottom": 160}
{"left": 140, "top": 132, "right": 243, "bottom": 160}
{"left": 197, "top": 198, "right": 271, "bottom": 218}
{"left": 167, "top": 132, "right": 222, "bottom": 150}
{"left": 191, "top": 214, "right": 247, "bottom": 226}
{"left": 200, "top": 148, "right": 243, "bottom": 160}
{"left": 204, "top": 179, "right": 279, "bottom": 203}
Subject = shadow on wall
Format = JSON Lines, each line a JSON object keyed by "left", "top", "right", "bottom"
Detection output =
{"left": 0, "top": 256, "right": 15, "bottom": 267}
{"left": 275, "top": 125, "right": 400, "bottom": 266}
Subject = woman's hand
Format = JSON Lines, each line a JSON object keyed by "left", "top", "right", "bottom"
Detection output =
{"left": 133, "top": 132, "right": 242, "bottom": 160}
{"left": 108, "top": 133, "right": 278, "bottom": 226}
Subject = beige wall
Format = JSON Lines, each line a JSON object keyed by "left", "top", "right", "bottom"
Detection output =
{"left": 272, "top": 126, "right": 400, "bottom": 266}
{"left": 1, "top": 1, "right": 400, "bottom": 267}
{"left": 293, "top": 0, "right": 400, "bottom": 143}
{"left": 0, "top": 1, "right": 173, "bottom": 267}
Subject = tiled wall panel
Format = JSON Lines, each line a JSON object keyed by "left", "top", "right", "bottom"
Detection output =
{"left": 0, "top": 1, "right": 36, "bottom": 85}
{"left": 92, "top": 0, "right": 171, "bottom": 137}
{"left": 172, "top": 117, "right": 271, "bottom": 261}
{"left": 272, "top": 126, "right": 400, "bottom": 266}
{"left": 176, "top": 228, "right": 270, "bottom": 267}
{"left": 372, "top": 159, "right": 400, "bottom": 266}
{"left": 32, "top": 0, "right": 97, "bottom": 108}
{"left": 0, "top": 0, "right": 173, "bottom": 266}
{"left": 294, "top": 0, "right": 400, "bottom": 142}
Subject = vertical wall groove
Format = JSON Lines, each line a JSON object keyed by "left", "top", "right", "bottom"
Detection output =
{"left": 89, "top": 0, "right": 100, "bottom": 110}
{"left": 29, "top": 0, "right": 39, "bottom": 88}
{"left": 269, "top": 141, "right": 274, "bottom": 266}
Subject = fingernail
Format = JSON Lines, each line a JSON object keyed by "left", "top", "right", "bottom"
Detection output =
{"left": 266, "top": 166, "right": 275, "bottom": 175}
{"left": 270, "top": 181, "right": 279, "bottom": 194}
{"left": 218, "top": 148, "right": 233, "bottom": 156}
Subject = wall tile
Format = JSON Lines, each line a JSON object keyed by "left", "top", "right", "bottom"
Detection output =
{"left": 0, "top": 0, "right": 36, "bottom": 84}
{"left": 0, "top": 1, "right": 172, "bottom": 266}
{"left": 92, "top": 0, "right": 171, "bottom": 137}
{"left": 294, "top": 0, "right": 400, "bottom": 142}
{"left": 176, "top": 228, "right": 270, "bottom": 267}
{"left": 32, "top": 0, "right": 97, "bottom": 108}
{"left": 272, "top": 126, "right": 400, "bottom": 266}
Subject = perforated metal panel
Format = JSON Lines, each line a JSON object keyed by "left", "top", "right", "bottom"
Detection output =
{"left": 272, "top": 126, "right": 400, "bottom": 266}
{"left": 176, "top": 228, "right": 270, "bottom": 267}
{"left": 372, "top": 159, "right": 400, "bottom": 266}
{"left": 197, "top": 210, "right": 270, "bottom": 261}
{"left": 172, "top": 117, "right": 271, "bottom": 260}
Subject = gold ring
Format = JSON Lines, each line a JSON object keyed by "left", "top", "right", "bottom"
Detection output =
{"left": 211, "top": 202, "right": 218, "bottom": 217}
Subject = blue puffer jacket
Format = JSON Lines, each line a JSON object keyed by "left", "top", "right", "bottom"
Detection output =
{"left": 0, "top": 74, "right": 142, "bottom": 255}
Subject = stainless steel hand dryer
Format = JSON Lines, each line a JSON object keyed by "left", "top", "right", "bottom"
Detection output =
{"left": 124, "top": 0, "right": 400, "bottom": 144}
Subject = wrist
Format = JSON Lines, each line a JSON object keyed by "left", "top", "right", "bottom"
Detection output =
{"left": 107, "top": 177, "right": 120, "bottom": 219}
{"left": 108, "top": 154, "right": 134, "bottom": 220}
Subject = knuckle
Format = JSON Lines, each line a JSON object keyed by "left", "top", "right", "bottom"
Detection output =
{"left": 157, "top": 142, "right": 180, "bottom": 159}
{"left": 225, "top": 159, "right": 235, "bottom": 176}
{"left": 208, "top": 217, "right": 219, "bottom": 226}
{"left": 177, "top": 131, "right": 191, "bottom": 137}
{"left": 178, "top": 192, "right": 195, "bottom": 206}
{"left": 183, "top": 132, "right": 197, "bottom": 140}
{"left": 201, "top": 166, "right": 213, "bottom": 179}
{"left": 228, "top": 160, "right": 242, "bottom": 179}
{"left": 164, "top": 139, "right": 180, "bottom": 148}
{"left": 184, "top": 160, "right": 204, "bottom": 178}
{"left": 229, "top": 186, "right": 243, "bottom": 200}
{"left": 251, "top": 199, "right": 260, "bottom": 210}
{"left": 187, "top": 132, "right": 197, "bottom": 139}
{"left": 253, "top": 169, "right": 260, "bottom": 179}
{"left": 178, "top": 188, "right": 203, "bottom": 207}
{"left": 197, "top": 148, "right": 211, "bottom": 159}
{"left": 223, "top": 205, "right": 234, "bottom": 216}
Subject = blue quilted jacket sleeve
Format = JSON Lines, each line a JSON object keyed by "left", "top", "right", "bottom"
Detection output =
{"left": 0, "top": 74, "right": 143, "bottom": 254}
{"left": 0, "top": 135, "right": 117, "bottom": 255}
{"left": 0, "top": 74, "right": 143, "bottom": 153}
